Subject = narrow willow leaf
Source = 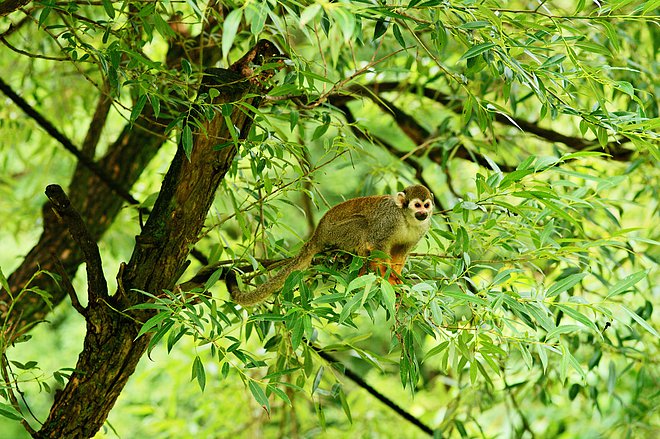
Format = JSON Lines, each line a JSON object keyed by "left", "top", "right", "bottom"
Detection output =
{"left": 392, "top": 23, "right": 405, "bottom": 47}
{"left": 101, "top": 0, "right": 115, "bottom": 19}
{"left": 312, "top": 366, "right": 324, "bottom": 395}
{"left": 130, "top": 94, "right": 147, "bottom": 123}
{"left": 268, "top": 384, "right": 291, "bottom": 406}
{"left": 300, "top": 4, "right": 322, "bottom": 26}
{"left": 373, "top": 18, "right": 389, "bottom": 41}
{"left": 222, "top": 9, "right": 243, "bottom": 61}
{"left": 0, "top": 266, "right": 10, "bottom": 295}
{"left": 149, "top": 94, "right": 160, "bottom": 119}
{"left": 182, "top": 124, "right": 193, "bottom": 161}
{"left": 545, "top": 325, "right": 583, "bottom": 340}
{"left": 619, "top": 304, "right": 659, "bottom": 337}
{"left": 554, "top": 304, "right": 598, "bottom": 333}
{"left": 546, "top": 273, "right": 587, "bottom": 298}
{"left": 136, "top": 312, "right": 170, "bottom": 338}
{"left": 380, "top": 279, "right": 395, "bottom": 319}
{"left": 337, "top": 385, "right": 352, "bottom": 423}
{"left": 459, "top": 42, "right": 497, "bottom": 61}
{"left": 248, "top": 380, "right": 270, "bottom": 412}
{"left": 0, "top": 402, "right": 23, "bottom": 421}
{"left": 606, "top": 270, "right": 646, "bottom": 298}
{"left": 192, "top": 356, "right": 206, "bottom": 391}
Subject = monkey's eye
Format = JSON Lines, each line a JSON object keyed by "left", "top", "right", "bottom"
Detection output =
{"left": 414, "top": 202, "right": 422, "bottom": 208}
{"left": 424, "top": 202, "right": 431, "bottom": 209}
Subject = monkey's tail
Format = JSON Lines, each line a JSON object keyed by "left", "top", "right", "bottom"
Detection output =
{"left": 226, "top": 241, "right": 318, "bottom": 306}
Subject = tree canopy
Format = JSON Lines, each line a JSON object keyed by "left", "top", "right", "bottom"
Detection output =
{"left": 0, "top": 1, "right": 658, "bottom": 438}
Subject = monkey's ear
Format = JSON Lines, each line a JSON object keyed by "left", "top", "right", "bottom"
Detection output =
{"left": 396, "top": 192, "right": 406, "bottom": 208}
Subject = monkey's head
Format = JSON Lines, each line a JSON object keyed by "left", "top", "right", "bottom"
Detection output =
{"left": 397, "top": 185, "right": 434, "bottom": 222}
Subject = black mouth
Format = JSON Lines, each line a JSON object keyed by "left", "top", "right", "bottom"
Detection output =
{"left": 415, "top": 212, "right": 428, "bottom": 221}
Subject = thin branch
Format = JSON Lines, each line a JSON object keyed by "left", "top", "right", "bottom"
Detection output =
{"left": 0, "top": 354, "right": 38, "bottom": 436}
{"left": 45, "top": 185, "right": 108, "bottom": 304}
{"left": 0, "top": 34, "right": 68, "bottom": 60}
{"left": 331, "top": 82, "right": 634, "bottom": 160}
{"left": 312, "top": 345, "right": 435, "bottom": 437}
{"left": 0, "top": 77, "right": 141, "bottom": 205}
{"left": 50, "top": 253, "right": 86, "bottom": 316}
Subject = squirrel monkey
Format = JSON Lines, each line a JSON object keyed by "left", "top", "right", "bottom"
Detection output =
{"left": 227, "top": 185, "right": 434, "bottom": 306}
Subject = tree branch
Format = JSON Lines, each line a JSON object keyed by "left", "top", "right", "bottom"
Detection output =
{"left": 0, "top": 0, "right": 31, "bottom": 17}
{"left": 51, "top": 253, "right": 86, "bottom": 316}
{"left": 0, "top": 77, "right": 140, "bottom": 205}
{"left": 332, "top": 81, "right": 634, "bottom": 160}
{"left": 312, "top": 345, "right": 435, "bottom": 437}
{"left": 45, "top": 185, "right": 108, "bottom": 304}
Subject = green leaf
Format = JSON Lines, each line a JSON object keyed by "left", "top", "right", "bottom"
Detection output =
{"left": 380, "top": 279, "right": 396, "bottom": 319}
{"left": 290, "top": 315, "right": 304, "bottom": 350}
{"left": 130, "top": 94, "right": 147, "bottom": 123}
{"left": 614, "top": 81, "right": 634, "bottom": 97}
{"left": 619, "top": 304, "right": 659, "bottom": 337}
{"left": 0, "top": 266, "right": 10, "bottom": 296}
{"left": 222, "top": 9, "right": 243, "bottom": 61}
{"left": 337, "top": 385, "right": 352, "bottom": 423}
{"left": 300, "top": 4, "right": 321, "bottom": 26}
{"left": 267, "top": 384, "right": 291, "bottom": 406}
{"left": 149, "top": 94, "right": 160, "bottom": 119}
{"left": 136, "top": 311, "right": 170, "bottom": 338}
{"left": 312, "top": 366, "right": 324, "bottom": 395}
{"left": 0, "top": 402, "right": 23, "bottom": 421}
{"left": 248, "top": 380, "right": 270, "bottom": 412}
{"left": 459, "top": 42, "right": 497, "bottom": 61}
{"left": 191, "top": 355, "right": 206, "bottom": 391}
{"left": 153, "top": 13, "right": 176, "bottom": 39}
{"left": 101, "top": 0, "right": 115, "bottom": 19}
{"left": 373, "top": 18, "right": 389, "bottom": 41}
{"left": 311, "top": 122, "right": 329, "bottom": 141}
{"left": 606, "top": 270, "right": 646, "bottom": 298}
{"left": 545, "top": 325, "right": 583, "bottom": 341}
{"left": 11, "top": 360, "right": 38, "bottom": 370}
{"left": 545, "top": 273, "right": 587, "bottom": 298}
{"left": 182, "top": 124, "right": 193, "bottom": 161}
{"left": 392, "top": 24, "right": 405, "bottom": 48}
{"left": 499, "top": 169, "right": 534, "bottom": 188}
{"left": 181, "top": 58, "right": 192, "bottom": 75}
{"left": 554, "top": 304, "right": 598, "bottom": 333}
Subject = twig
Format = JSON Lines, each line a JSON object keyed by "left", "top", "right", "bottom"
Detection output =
{"left": 50, "top": 253, "right": 87, "bottom": 316}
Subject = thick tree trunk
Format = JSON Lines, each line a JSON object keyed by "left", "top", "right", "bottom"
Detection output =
{"left": 33, "top": 40, "right": 281, "bottom": 439}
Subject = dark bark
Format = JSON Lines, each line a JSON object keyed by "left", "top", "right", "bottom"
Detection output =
{"left": 0, "top": 0, "right": 31, "bottom": 17}
{"left": 33, "top": 39, "right": 281, "bottom": 439}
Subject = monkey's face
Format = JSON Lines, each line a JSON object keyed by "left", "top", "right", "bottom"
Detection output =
{"left": 409, "top": 197, "right": 433, "bottom": 222}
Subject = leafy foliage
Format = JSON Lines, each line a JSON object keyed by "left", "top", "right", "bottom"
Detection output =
{"left": 0, "top": 0, "right": 658, "bottom": 438}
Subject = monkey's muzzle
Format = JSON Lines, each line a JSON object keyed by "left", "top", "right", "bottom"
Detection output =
{"left": 415, "top": 212, "right": 429, "bottom": 221}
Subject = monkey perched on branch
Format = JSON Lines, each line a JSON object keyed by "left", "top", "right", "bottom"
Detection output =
{"left": 227, "top": 185, "right": 434, "bottom": 306}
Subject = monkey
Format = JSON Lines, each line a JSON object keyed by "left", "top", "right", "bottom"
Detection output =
{"left": 226, "top": 185, "right": 434, "bottom": 306}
